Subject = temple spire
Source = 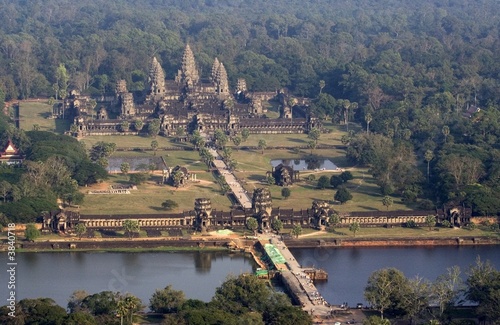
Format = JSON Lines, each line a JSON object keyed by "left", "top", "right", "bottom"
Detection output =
{"left": 210, "top": 57, "right": 220, "bottom": 82}
{"left": 215, "top": 62, "right": 229, "bottom": 97}
{"left": 148, "top": 57, "right": 166, "bottom": 97}
{"left": 179, "top": 44, "right": 199, "bottom": 86}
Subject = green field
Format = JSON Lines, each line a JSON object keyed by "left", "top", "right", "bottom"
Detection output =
{"left": 18, "top": 101, "right": 70, "bottom": 133}
{"left": 17, "top": 107, "right": 416, "bottom": 215}
{"left": 79, "top": 173, "right": 231, "bottom": 215}
{"left": 302, "top": 226, "right": 497, "bottom": 239}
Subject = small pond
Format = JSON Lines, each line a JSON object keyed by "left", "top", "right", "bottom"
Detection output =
{"left": 107, "top": 157, "right": 165, "bottom": 173}
{"left": 270, "top": 159, "right": 339, "bottom": 171}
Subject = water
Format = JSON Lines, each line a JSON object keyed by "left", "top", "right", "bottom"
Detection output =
{"left": 107, "top": 157, "right": 165, "bottom": 173}
{"left": 1, "top": 246, "right": 499, "bottom": 309}
{"left": 0, "top": 251, "right": 255, "bottom": 308}
{"left": 270, "top": 159, "right": 339, "bottom": 171}
{"left": 290, "top": 245, "right": 500, "bottom": 306}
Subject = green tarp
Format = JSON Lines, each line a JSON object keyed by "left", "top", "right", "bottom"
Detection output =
{"left": 264, "top": 244, "right": 286, "bottom": 265}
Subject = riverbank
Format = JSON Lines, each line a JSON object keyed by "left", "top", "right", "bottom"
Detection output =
{"left": 3, "top": 234, "right": 499, "bottom": 252}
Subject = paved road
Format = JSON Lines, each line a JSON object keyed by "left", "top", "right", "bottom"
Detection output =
{"left": 208, "top": 148, "right": 252, "bottom": 209}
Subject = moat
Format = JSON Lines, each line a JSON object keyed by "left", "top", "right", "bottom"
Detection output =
{"left": 2, "top": 246, "right": 499, "bottom": 308}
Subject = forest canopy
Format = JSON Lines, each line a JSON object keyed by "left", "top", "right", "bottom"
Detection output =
{"left": 0, "top": 0, "right": 499, "bottom": 215}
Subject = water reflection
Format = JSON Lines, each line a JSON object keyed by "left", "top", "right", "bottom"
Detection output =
{"left": 271, "top": 159, "right": 338, "bottom": 171}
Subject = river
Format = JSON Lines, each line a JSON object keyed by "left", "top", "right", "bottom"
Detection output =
{"left": 1, "top": 246, "right": 499, "bottom": 308}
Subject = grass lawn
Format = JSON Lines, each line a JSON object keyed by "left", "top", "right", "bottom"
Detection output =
{"left": 18, "top": 101, "right": 70, "bottom": 133}
{"left": 75, "top": 122, "right": 417, "bottom": 215}
{"left": 301, "top": 226, "right": 498, "bottom": 239}
{"left": 79, "top": 173, "right": 233, "bottom": 215}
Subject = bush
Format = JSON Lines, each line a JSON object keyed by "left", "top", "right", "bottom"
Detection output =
{"left": 405, "top": 220, "right": 417, "bottom": 228}
{"left": 380, "top": 184, "right": 394, "bottom": 196}
{"left": 441, "top": 220, "right": 451, "bottom": 228}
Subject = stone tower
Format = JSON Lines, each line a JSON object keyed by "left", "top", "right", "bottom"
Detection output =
{"left": 236, "top": 78, "right": 247, "bottom": 94}
{"left": 116, "top": 80, "right": 135, "bottom": 117}
{"left": 194, "top": 198, "right": 212, "bottom": 232}
{"left": 148, "top": 57, "right": 166, "bottom": 100}
{"left": 215, "top": 63, "right": 230, "bottom": 98}
{"left": 312, "top": 200, "right": 330, "bottom": 230}
{"left": 176, "top": 44, "right": 200, "bottom": 87}
{"left": 210, "top": 57, "right": 220, "bottom": 82}
{"left": 252, "top": 188, "right": 273, "bottom": 217}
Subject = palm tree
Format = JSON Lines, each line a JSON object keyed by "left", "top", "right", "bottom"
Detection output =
{"left": 424, "top": 150, "right": 434, "bottom": 183}
{"left": 442, "top": 125, "right": 450, "bottom": 143}
{"left": 365, "top": 112, "right": 372, "bottom": 134}
{"left": 382, "top": 196, "right": 393, "bottom": 210}
{"left": 319, "top": 80, "right": 325, "bottom": 95}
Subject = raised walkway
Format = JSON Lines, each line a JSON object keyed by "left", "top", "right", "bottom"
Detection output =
{"left": 258, "top": 234, "right": 337, "bottom": 320}
{"left": 208, "top": 148, "right": 252, "bottom": 209}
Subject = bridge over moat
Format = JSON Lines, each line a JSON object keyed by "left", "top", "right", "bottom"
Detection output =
{"left": 254, "top": 235, "right": 341, "bottom": 321}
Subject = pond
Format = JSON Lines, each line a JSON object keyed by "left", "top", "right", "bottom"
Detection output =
{"left": 107, "top": 157, "right": 166, "bottom": 173}
{"left": 271, "top": 159, "right": 339, "bottom": 171}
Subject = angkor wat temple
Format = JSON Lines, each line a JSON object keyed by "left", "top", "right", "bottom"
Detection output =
{"left": 63, "top": 44, "right": 321, "bottom": 137}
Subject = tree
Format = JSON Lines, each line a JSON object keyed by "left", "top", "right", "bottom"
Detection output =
{"left": 382, "top": 196, "right": 393, "bottom": 210}
{"left": 442, "top": 125, "right": 450, "bottom": 143}
{"left": 120, "top": 162, "right": 130, "bottom": 175}
{"left": 241, "top": 129, "right": 250, "bottom": 143}
{"left": 363, "top": 316, "right": 391, "bottom": 325}
{"left": 400, "top": 276, "right": 431, "bottom": 324}
{"left": 214, "top": 129, "right": 228, "bottom": 148}
{"left": 424, "top": 150, "right": 434, "bottom": 183}
{"left": 16, "top": 298, "right": 68, "bottom": 325}
{"left": 365, "top": 113, "right": 373, "bottom": 134}
{"left": 175, "top": 126, "right": 185, "bottom": 142}
{"left": 328, "top": 212, "right": 340, "bottom": 230}
{"left": 212, "top": 274, "right": 273, "bottom": 315}
{"left": 291, "top": 224, "right": 302, "bottom": 238}
{"left": 120, "top": 121, "right": 130, "bottom": 132}
{"left": 340, "top": 171, "right": 354, "bottom": 182}
{"left": 191, "top": 131, "right": 205, "bottom": 149}
{"left": 25, "top": 223, "right": 40, "bottom": 241}
{"left": 161, "top": 199, "right": 178, "bottom": 210}
{"left": 148, "top": 119, "right": 161, "bottom": 137}
{"left": 117, "top": 294, "right": 142, "bottom": 325}
{"left": 465, "top": 258, "right": 500, "bottom": 323}
{"left": 281, "top": 187, "right": 291, "bottom": 199}
{"left": 335, "top": 188, "right": 353, "bottom": 204}
{"left": 129, "top": 173, "right": 147, "bottom": 185}
{"left": 432, "top": 266, "right": 464, "bottom": 318}
{"left": 306, "top": 140, "right": 315, "bottom": 154}
{"left": 150, "top": 140, "right": 159, "bottom": 156}
{"left": 232, "top": 136, "right": 242, "bottom": 149}
{"left": 74, "top": 223, "right": 87, "bottom": 240}
{"left": 271, "top": 218, "right": 283, "bottom": 234}
{"left": 330, "top": 175, "right": 344, "bottom": 188}
{"left": 425, "top": 215, "right": 436, "bottom": 231}
{"left": 319, "top": 80, "right": 325, "bottom": 94}
{"left": 221, "top": 147, "right": 232, "bottom": 162}
{"left": 90, "top": 142, "right": 116, "bottom": 162}
{"left": 258, "top": 139, "right": 267, "bottom": 154}
{"left": 134, "top": 120, "right": 144, "bottom": 132}
{"left": 307, "top": 127, "right": 321, "bottom": 144}
{"left": 365, "top": 268, "right": 408, "bottom": 319}
{"left": 199, "top": 148, "right": 214, "bottom": 171}
{"left": 0, "top": 180, "right": 12, "bottom": 203}
{"left": 246, "top": 217, "right": 258, "bottom": 235}
{"left": 349, "top": 222, "right": 360, "bottom": 237}
{"left": 123, "top": 219, "right": 140, "bottom": 239}
{"left": 266, "top": 175, "right": 276, "bottom": 185}
{"left": 150, "top": 285, "right": 186, "bottom": 314}
{"left": 317, "top": 175, "right": 330, "bottom": 189}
